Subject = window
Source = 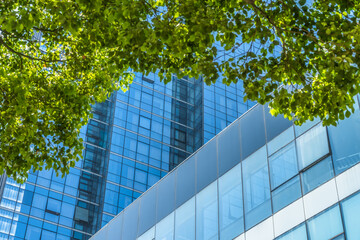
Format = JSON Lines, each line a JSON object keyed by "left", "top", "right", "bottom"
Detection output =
{"left": 267, "top": 127, "right": 294, "bottom": 156}
{"left": 138, "top": 226, "right": 155, "bottom": 240}
{"left": 301, "top": 156, "right": 334, "bottom": 194}
{"left": 219, "top": 164, "right": 244, "bottom": 239}
{"left": 242, "top": 147, "right": 272, "bottom": 230}
{"left": 46, "top": 198, "right": 61, "bottom": 215}
{"left": 328, "top": 98, "right": 360, "bottom": 175}
{"left": 307, "top": 205, "right": 343, "bottom": 240}
{"left": 175, "top": 198, "right": 195, "bottom": 240}
{"left": 341, "top": 191, "right": 360, "bottom": 240}
{"left": 269, "top": 142, "right": 298, "bottom": 189}
{"left": 196, "top": 182, "right": 218, "bottom": 240}
{"left": 296, "top": 125, "right": 329, "bottom": 169}
{"left": 275, "top": 223, "right": 307, "bottom": 240}
{"left": 139, "top": 116, "right": 151, "bottom": 129}
{"left": 272, "top": 176, "right": 301, "bottom": 212}
{"left": 156, "top": 212, "right": 174, "bottom": 240}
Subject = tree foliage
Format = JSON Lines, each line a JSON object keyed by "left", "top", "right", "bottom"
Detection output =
{"left": 1, "top": 0, "right": 359, "bottom": 181}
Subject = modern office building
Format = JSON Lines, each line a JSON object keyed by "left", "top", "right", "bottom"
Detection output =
{"left": 0, "top": 73, "right": 254, "bottom": 240}
{"left": 90, "top": 96, "right": 360, "bottom": 240}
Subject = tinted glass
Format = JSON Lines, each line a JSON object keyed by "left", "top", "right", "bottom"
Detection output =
{"left": 341, "top": 191, "right": 360, "bottom": 240}
{"left": 138, "top": 187, "right": 157, "bottom": 236}
{"left": 267, "top": 127, "right": 294, "bottom": 156}
{"left": 240, "top": 105, "right": 266, "bottom": 159}
{"left": 307, "top": 205, "right": 343, "bottom": 240}
{"left": 219, "top": 164, "right": 244, "bottom": 239}
{"left": 217, "top": 121, "right": 241, "bottom": 176}
{"left": 296, "top": 125, "right": 329, "bottom": 169}
{"left": 175, "top": 156, "right": 195, "bottom": 208}
{"left": 196, "top": 181, "right": 218, "bottom": 240}
{"left": 108, "top": 213, "right": 123, "bottom": 240}
{"left": 175, "top": 197, "right": 195, "bottom": 240}
{"left": 272, "top": 176, "right": 301, "bottom": 212}
{"left": 138, "top": 226, "right": 154, "bottom": 240}
{"left": 295, "top": 118, "right": 320, "bottom": 137}
{"left": 196, "top": 140, "right": 218, "bottom": 192}
{"left": 328, "top": 98, "right": 360, "bottom": 175}
{"left": 122, "top": 201, "right": 139, "bottom": 240}
{"left": 156, "top": 212, "right": 174, "bottom": 240}
{"left": 264, "top": 103, "right": 293, "bottom": 142}
{"left": 269, "top": 142, "right": 298, "bottom": 189}
{"left": 276, "top": 223, "right": 307, "bottom": 240}
{"left": 156, "top": 173, "right": 175, "bottom": 221}
{"left": 301, "top": 156, "right": 334, "bottom": 194}
{"left": 242, "top": 146, "right": 271, "bottom": 230}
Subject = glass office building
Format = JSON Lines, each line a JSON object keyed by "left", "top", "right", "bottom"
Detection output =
{"left": 0, "top": 73, "right": 254, "bottom": 240}
{"left": 90, "top": 96, "right": 360, "bottom": 240}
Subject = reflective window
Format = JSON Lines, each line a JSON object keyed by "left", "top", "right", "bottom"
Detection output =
{"left": 267, "top": 127, "right": 295, "bottom": 156}
{"left": 218, "top": 164, "right": 244, "bottom": 239}
{"left": 174, "top": 198, "right": 195, "bottom": 240}
{"left": 264, "top": 103, "right": 293, "bottom": 142}
{"left": 138, "top": 226, "right": 154, "bottom": 240}
{"left": 328, "top": 98, "right": 360, "bottom": 175}
{"left": 240, "top": 105, "right": 266, "bottom": 160}
{"left": 175, "top": 156, "right": 195, "bottom": 208}
{"left": 307, "top": 205, "right": 343, "bottom": 240}
{"left": 196, "top": 139, "right": 218, "bottom": 192}
{"left": 295, "top": 118, "right": 320, "bottom": 137}
{"left": 217, "top": 121, "right": 241, "bottom": 176}
{"left": 156, "top": 173, "right": 175, "bottom": 221}
{"left": 156, "top": 212, "right": 174, "bottom": 240}
{"left": 296, "top": 125, "right": 329, "bottom": 169}
{"left": 301, "top": 156, "right": 334, "bottom": 194}
{"left": 196, "top": 181, "right": 218, "bottom": 240}
{"left": 341, "top": 191, "right": 360, "bottom": 240}
{"left": 138, "top": 188, "right": 157, "bottom": 236}
{"left": 275, "top": 223, "right": 307, "bottom": 240}
{"left": 269, "top": 142, "right": 298, "bottom": 189}
{"left": 272, "top": 176, "right": 301, "bottom": 212}
{"left": 242, "top": 146, "right": 271, "bottom": 230}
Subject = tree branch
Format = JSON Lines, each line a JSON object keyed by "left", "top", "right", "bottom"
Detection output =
{"left": 0, "top": 37, "right": 64, "bottom": 63}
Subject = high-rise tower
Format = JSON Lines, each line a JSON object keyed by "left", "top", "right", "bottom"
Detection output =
{"left": 0, "top": 74, "right": 254, "bottom": 240}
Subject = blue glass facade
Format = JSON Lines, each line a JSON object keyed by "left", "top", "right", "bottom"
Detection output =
{"left": 0, "top": 74, "right": 253, "bottom": 240}
{"left": 90, "top": 96, "right": 360, "bottom": 240}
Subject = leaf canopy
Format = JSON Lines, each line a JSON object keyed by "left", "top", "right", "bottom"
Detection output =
{"left": 1, "top": 0, "right": 359, "bottom": 181}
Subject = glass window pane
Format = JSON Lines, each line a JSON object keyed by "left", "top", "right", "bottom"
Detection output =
{"left": 138, "top": 226, "right": 154, "bottom": 240}
{"left": 196, "top": 181, "right": 218, "bottom": 240}
{"left": 272, "top": 176, "right": 301, "bottom": 213}
{"left": 175, "top": 156, "right": 195, "bottom": 208}
{"left": 242, "top": 146, "right": 272, "bottom": 230}
{"left": 275, "top": 223, "right": 307, "bottom": 240}
{"left": 240, "top": 105, "right": 266, "bottom": 160}
{"left": 196, "top": 140, "right": 217, "bottom": 192}
{"left": 156, "top": 173, "right": 175, "bottom": 221}
{"left": 267, "top": 127, "right": 295, "bottom": 156}
{"left": 307, "top": 205, "right": 343, "bottom": 240}
{"left": 301, "top": 156, "right": 334, "bottom": 194}
{"left": 295, "top": 118, "right": 320, "bottom": 137}
{"left": 264, "top": 103, "right": 293, "bottom": 142}
{"left": 217, "top": 121, "right": 241, "bottom": 176}
{"left": 175, "top": 197, "right": 195, "bottom": 240}
{"left": 156, "top": 212, "right": 174, "bottom": 240}
{"left": 219, "top": 164, "right": 244, "bottom": 239}
{"left": 341, "top": 191, "right": 360, "bottom": 240}
{"left": 138, "top": 187, "right": 157, "bottom": 236}
{"left": 122, "top": 201, "right": 139, "bottom": 240}
{"left": 269, "top": 142, "right": 298, "bottom": 189}
{"left": 296, "top": 125, "right": 329, "bottom": 169}
{"left": 328, "top": 98, "right": 360, "bottom": 175}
